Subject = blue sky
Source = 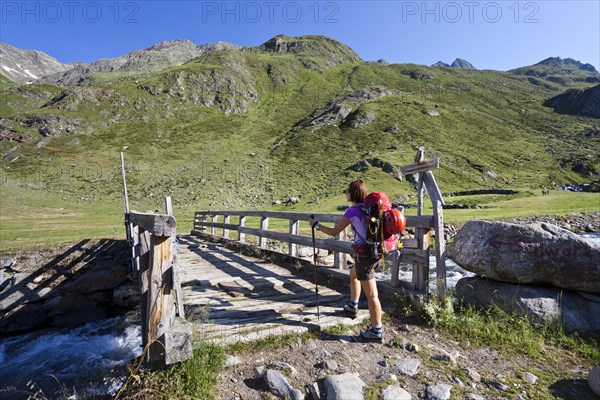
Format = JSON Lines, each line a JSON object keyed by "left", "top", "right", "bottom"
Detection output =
{"left": 1, "top": 0, "right": 599, "bottom": 71}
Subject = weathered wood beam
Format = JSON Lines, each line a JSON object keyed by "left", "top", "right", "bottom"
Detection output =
{"left": 145, "top": 235, "right": 173, "bottom": 367}
{"left": 193, "top": 212, "right": 433, "bottom": 229}
{"left": 130, "top": 212, "right": 176, "bottom": 237}
{"left": 289, "top": 219, "right": 299, "bottom": 256}
{"left": 400, "top": 157, "right": 440, "bottom": 176}
{"left": 237, "top": 226, "right": 354, "bottom": 254}
{"left": 434, "top": 200, "right": 446, "bottom": 301}
{"left": 412, "top": 228, "right": 430, "bottom": 292}
{"left": 424, "top": 171, "right": 445, "bottom": 206}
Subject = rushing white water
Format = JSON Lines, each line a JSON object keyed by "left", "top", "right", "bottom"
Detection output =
{"left": 580, "top": 232, "right": 600, "bottom": 244}
{"left": 0, "top": 315, "right": 141, "bottom": 400}
{"left": 376, "top": 253, "right": 475, "bottom": 290}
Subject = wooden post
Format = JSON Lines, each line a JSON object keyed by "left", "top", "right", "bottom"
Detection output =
{"left": 433, "top": 200, "right": 446, "bottom": 301}
{"left": 288, "top": 219, "right": 299, "bottom": 256}
{"left": 334, "top": 228, "right": 347, "bottom": 269}
{"left": 224, "top": 215, "right": 231, "bottom": 238}
{"left": 259, "top": 216, "right": 269, "bottom": 248}
{"left": 417, "top": 174, "right": 424, "bottom": 216}
{"left": 131, "top": 224, "right": 140, "bottom": 278}
{"left": 145, "top": 235, "right": 173, "bottom": 367}
{"left": 238, "top": 215, "right": 246, "bottom": 242}
{"left": 202, "top": 215, "right": 208, "bottom": 233}
{"left": 390, "top": 248, "right": 400, "bottom": 287}
{"left": 211, "top": 215, "right": 218, "bottom": 235}
{"left": 193, "top": 212, "right": 200, "bottom": 232}
{"left": 416, "top": 148, "right": 425, "bottom": 216}
{"left": 165, "top": 196, "right": 173, "bottom": 217}
{"left": 412, "top": 228, "right": 430, "bottom": 292}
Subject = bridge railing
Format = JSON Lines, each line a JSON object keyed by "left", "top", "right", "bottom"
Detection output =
{"left": 192, "top": 210, "right": 443, "bottom": 296}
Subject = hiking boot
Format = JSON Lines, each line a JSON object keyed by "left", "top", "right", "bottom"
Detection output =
{"left": 360, "top": 327, "right": 383, "bottom": 343}
{"left": 343, "top": 300, "right": 358, "bottom": 318}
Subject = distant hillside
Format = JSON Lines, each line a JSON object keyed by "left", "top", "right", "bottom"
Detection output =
{"left": 543, "top": 84, "right": 600, "bottom": 118}
{"left": 0, "top": 35, "right": 598, "bottom": 212}
{"left": 0, "top": 42, "right": 71, "bottom": 83}
{"left": 510, "top": 57, "right": 600, "bottom": 86}
{"left": 40, "top": 40, "right": 239, "bottom": 86}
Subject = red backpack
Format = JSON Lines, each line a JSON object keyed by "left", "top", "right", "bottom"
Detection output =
{"left": 360, "top": 192, "right": 406, "bottom": 259}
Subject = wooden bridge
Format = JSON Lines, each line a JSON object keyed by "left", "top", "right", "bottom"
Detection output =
{"left": 123, "top": 148, "right": 446, "bottom": 368}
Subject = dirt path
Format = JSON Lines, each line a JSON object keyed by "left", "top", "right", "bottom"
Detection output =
{"left": 214, "top": 314, "right": 598, "bottom": 400}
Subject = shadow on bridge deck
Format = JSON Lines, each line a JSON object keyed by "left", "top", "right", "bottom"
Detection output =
{"left": 177, "top": 235, "right": 368, "bottom": 344}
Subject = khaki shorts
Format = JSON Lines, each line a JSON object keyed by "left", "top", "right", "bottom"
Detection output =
{"left": 352, "top": 256, "right": 382, "bottom": 281}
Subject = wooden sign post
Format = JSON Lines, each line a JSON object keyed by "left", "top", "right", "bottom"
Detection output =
{"left": 398, "top": 147, "right": 447, "bottom": 301}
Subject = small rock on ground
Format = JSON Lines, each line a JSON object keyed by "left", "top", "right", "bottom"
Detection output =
{"left": 426, "top": 383, "right": 452, "bottom": 400}
{"left": 395, "top": 358, "right": 421, "bottom": 376}
{"left": 325, "top": 372, "right": 365, "bottom": 400}
{"left": 382, "top": 384, "right": 411, "bottom": 400}
{"left": 523, "top": 371, "right": 538, "bottom": 385}
{"left": 225, "top": 355, "right": 241, "bottom": 367}
{"left": 490, "top": 381, "right": 509, "bottom": 391}
{"left": 466, "top": 368, "right": 481, "bottom": 382}
{"left": 465, "top": 394, "right": 484, "bottom": 400}
{"left": 264, "top": 369, "right": 304, "bottom": 400}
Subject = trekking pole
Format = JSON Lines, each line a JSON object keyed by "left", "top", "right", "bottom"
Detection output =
{"left": 310, "top": 215, "right": 321, "bottom": 321}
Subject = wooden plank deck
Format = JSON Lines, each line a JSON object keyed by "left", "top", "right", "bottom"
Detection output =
{"left": 177, "top": 235, "right": 367, "bottom": 344}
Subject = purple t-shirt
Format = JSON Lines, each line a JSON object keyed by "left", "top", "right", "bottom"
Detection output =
{"left": 343, "top": 204, "right": 367, "bottom": 245}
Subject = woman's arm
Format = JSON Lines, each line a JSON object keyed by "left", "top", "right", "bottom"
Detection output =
{"left": 309, "top": 216, "right": 351, "bottom": 237}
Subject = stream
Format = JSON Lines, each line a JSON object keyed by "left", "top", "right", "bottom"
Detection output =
{"left": 0, "top": 314, "right": 141, "bottom": 399}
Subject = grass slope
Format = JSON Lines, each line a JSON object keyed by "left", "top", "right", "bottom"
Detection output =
{"left": 1, "top": 36, "right": 599, "bottom": 251}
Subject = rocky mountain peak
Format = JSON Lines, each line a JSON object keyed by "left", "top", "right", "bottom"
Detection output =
{"left": 451, "top": 58, "right": 476, "bottom": 69}
{"left": 146, "top": 39, "right": 196, "bottom": 51}
{"left": 0, "top": 42, "right": 71, "bottom": 83}
{"left": 431, "top": 59, "right": 476, "bottom": 69}
{"left": 536, "top": 57, "right": 598, "bottom": 73}
{"left": 257, "top": 34, "right": 361, "bottom": 69}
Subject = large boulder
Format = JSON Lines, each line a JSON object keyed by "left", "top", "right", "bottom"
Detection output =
{"left": 456, "top": 277, "right": 600, "bottom": 334}
{"left": 0, "top": 302, "right": 47, "bottom": 334}
{"left": 589, "top": 365, "right": 600, "bottom": 397}
{"left": 448, "top": 221, "right": 600, "bottom": 294}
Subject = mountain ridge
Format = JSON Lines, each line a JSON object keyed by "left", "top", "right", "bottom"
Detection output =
{"left": 0, "top": 42, "right": 72, "bottom": 83}
{"left": 509, "top": 57, "right": 599, "bottom": 86}
{"left": 39, "top": 39, "right": 240, "bottom": 86}
{"left": 3, "top": 38, "right": 598, "bottom": 85}
{"left": 535, "top": 57, "right": 598, "bottom": 73}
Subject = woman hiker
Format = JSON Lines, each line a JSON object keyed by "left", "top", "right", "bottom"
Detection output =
{"left": 308, "top": 179, "right": 385, "bottom": 343}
